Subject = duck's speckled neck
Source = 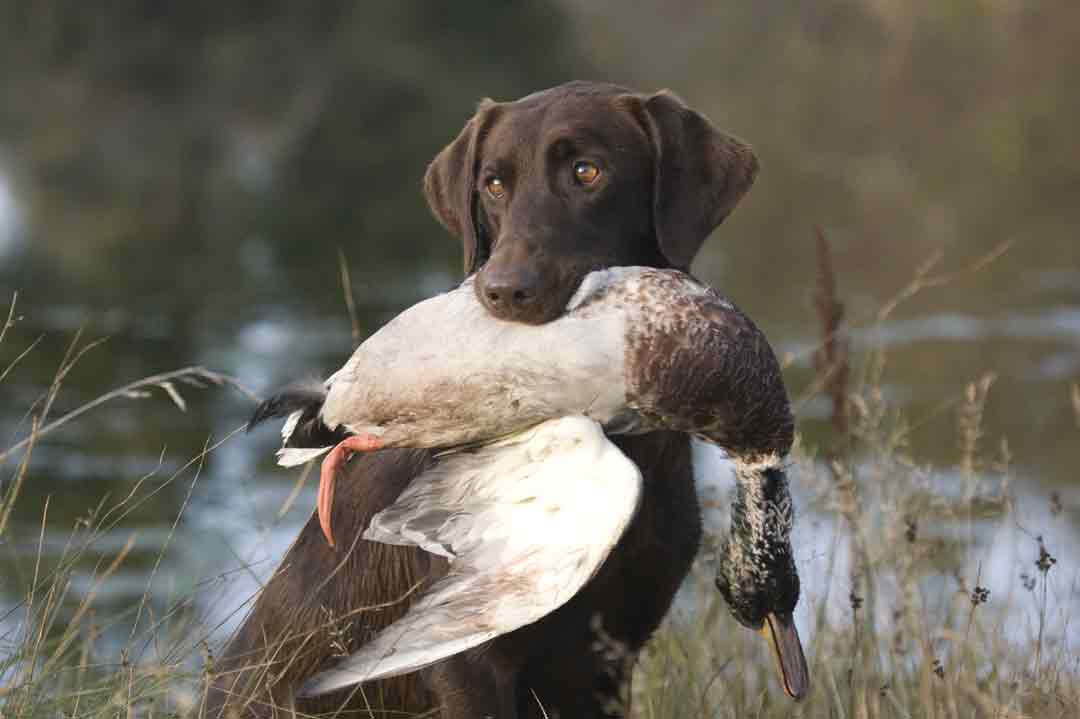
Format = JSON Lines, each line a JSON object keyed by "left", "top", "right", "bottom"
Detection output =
{"left": 715, "top": 459, "right": 799, "bottom": 629}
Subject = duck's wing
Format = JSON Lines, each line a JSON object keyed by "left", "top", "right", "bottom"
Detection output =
{"left": 361, "top": 421, "right": 594, "bottom": 557}
{"left": 297, "top": 416, "right": 642, "bottom": 697}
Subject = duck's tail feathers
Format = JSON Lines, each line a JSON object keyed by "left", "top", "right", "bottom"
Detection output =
{"left": 247, "top": 381, "right": 347, "bottom": 449}
{"left": 247, "top": 381, "right": 325, "bottom": 431}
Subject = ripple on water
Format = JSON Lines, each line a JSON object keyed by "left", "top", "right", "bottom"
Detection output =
{"left": 0, "top": 165, "right": 22, "bottom": 261}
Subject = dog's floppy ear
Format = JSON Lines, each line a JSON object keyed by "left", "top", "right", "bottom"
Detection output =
{"left": 635, "top": 90, "right": 758, "bottom": 270}
{"left": 423, "top": 99, "right": 501, "bottom": 275}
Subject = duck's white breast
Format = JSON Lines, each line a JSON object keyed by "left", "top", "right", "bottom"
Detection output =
{"left": 320, "top": 279, "right": 629, "bottom": 447}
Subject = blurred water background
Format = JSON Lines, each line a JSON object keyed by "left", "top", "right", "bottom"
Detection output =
{"left": 1, "top": 1, "right": 1077, "bottom": 667}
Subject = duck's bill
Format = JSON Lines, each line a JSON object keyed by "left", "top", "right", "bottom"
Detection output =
{"left": 759, "top": 611, "right": 809, "bottom": 701}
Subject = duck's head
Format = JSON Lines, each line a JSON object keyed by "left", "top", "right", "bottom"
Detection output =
{"left": 714, "top": 460, "right": 809, "bottom": 701}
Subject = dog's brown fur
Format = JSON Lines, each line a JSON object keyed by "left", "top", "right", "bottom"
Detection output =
{"left": 207, "top": 81, "right": 757, "bottom": 718}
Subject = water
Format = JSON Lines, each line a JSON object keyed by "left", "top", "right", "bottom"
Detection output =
{"left": 1, "top": 0, "right": 1078, "bottom": 681}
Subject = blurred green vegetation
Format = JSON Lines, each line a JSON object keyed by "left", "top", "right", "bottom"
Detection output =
{"left": 0, "top": 0, "right": 583, "bottom": 318}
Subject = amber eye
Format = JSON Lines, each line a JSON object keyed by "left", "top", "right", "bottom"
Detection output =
{"left": 573, "top": 160, "right": 601, "bottom": 185}
{"left": 485, "top": 176, "right": 506, "bottom": 199}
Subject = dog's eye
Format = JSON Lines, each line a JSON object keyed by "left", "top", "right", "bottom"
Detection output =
{"left": 485, "top": 176, "right": 506, "bottom": 199}
{"left": 573, "top": 161, "right": 601, "bottom": 185}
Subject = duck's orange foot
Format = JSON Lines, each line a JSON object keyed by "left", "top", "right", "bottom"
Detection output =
{"left": 318, "top": 434, "right": 385, "bottom": 547}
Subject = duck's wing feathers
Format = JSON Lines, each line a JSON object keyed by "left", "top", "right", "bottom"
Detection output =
{"left": 297, "top": 416, "right": 642, "bottom": 697}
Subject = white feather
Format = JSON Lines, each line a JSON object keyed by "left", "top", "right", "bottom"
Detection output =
{"left": 298, "top": 416, "right": 642, "bottom": 697}
{"left": 280, "top": 409, "right": 302, "bottom": 443}
{"left": 275, "top": 446, "right": 331, "bottom": 467}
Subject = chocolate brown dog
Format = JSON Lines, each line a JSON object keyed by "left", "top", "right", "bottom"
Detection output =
{"left": 207, "top": 81, "right": 757, "bottom": 718}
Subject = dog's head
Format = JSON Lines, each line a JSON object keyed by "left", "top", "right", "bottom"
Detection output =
{"left": 424, "top": 81, "right": 758, "bottom": 325}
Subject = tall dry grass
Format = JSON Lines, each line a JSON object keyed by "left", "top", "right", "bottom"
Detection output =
{"left": 0, "top": 294, "right": 253, "bottom": 716}
{"left": 1, "top": 236, "right": 1078, "bottom": 718}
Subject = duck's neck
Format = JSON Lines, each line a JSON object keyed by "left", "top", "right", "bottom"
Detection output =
{"left": 718, "top": 459, "right": 796, "bottom": 593}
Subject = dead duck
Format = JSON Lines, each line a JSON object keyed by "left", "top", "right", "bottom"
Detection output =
{"left": 249, "top": 265, "right": 808, "bottom": 703}
{"left": 250, "top": 267, "right": 793, "bottom": 545}
{"left": 294, "top": 421, "right": 807, "bottom": 702}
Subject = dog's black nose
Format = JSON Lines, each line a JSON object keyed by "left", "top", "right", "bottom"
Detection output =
{"left": 477, "top": 267, "right": 540, "bottom": 321}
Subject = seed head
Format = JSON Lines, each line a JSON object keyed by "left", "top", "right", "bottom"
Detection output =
{"left": 904, "top": 515, "right": 918, "bottom": 543}
{"left": 1036, "top": 538, "right": 1057, "bottom": 575}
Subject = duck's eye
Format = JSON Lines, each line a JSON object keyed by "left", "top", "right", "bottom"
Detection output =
{"left": 573, "top": 160, "right": 601, "bottom": 185}
{"left": 485, "top": 176, "right": 506, "bottom": 199}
